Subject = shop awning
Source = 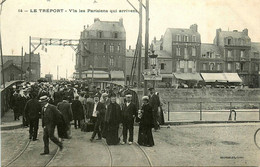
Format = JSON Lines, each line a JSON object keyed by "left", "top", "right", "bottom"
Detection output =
{"left": 200, "top": 73, "right": 227, "bottom": 82}
{"left": 223, "top": 73, "right": 242, "bottom": 83}
{"left": 84, "top": 71, "right": 109, "bottom": 79}
{"left": 173, "top": 73, "right": 202, "bottom": 81}
{"left": 110, "top": 71, "right": 125, "bottom": 79}
{"left": 161, "top": 73, "right": 173, "bottom": 78}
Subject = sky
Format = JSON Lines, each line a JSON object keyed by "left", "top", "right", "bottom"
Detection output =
{"left": 1, "top": 0, "right": 260, "bottom": 79}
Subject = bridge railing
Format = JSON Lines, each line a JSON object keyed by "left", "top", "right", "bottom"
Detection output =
{"left": 163, "top": 101, "right": 260, "bottom": 122}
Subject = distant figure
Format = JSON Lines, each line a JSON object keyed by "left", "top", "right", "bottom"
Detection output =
{"left": 71, "top": 96, "right": 85, "bottom": 129}
{"left": 57, "top": 97, "right": 73, "bottom": 138}
{"left": 24, "top": 93, "right": 41, "bottom": 141}
{"left": 137, "top": 96, "right": 154, "bottom": 147}
{"left": 104, "top": 95, "right": 122, "bottom": 145}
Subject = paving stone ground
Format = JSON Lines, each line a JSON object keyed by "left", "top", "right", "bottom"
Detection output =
{"left": 1, "top": 123, "right": 260, "bottom": 166}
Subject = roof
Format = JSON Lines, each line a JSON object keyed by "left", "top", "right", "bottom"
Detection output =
{"left": 173, "top": 73, "right": 202, "bottom": 81}
{"left": 250, "top": 42, "right": 260, "bottom": 59}
{"left": 167, "top": 28, "right": 200, "bottom": 36}
{"left": 1, "top": 54, "right": 40, "bottom": 65}
{"left": 201, "top": 43, "right": 221, "bottom": 55}
{"left": 1, "top": 55, "right": 22, "bottom": 67}
{"left": 2, "top": 61, "right": 23, "bottom": 71}
{"left": 86, "top": 19, "right": 125, "bottom": 32}
{"left": 126, "top": 49, "right": 171, "bottom": 59}
{"left": 219, "top": 31, "right": 250, "bottom": 39}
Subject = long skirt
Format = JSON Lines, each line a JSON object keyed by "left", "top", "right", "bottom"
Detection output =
{"left": 106, "top": 124, "right": 120, "bottom": 145}
{"left": 137, "top": 125, "right": 154, "bottom": 147}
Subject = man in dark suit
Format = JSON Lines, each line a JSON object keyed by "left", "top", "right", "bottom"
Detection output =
{"left": 39, "top": 96, "right": 63, "bottom": 155}
{"left": 90, "top": 94, "right": 106, "bottom": 141}
{"left": 24, "top": 92, "right": 41, "bottom": 141}
{"left": 71, "top": 95, "right": 84, "bottom": 129}
{"left": 121, "top": 94, "right": 137, "bottom": 145}
{"left": 148, "top": 87, "right": 160, "bottom": 131}
{"left": 57, "top": 96, "right": 73, "bottom": 138}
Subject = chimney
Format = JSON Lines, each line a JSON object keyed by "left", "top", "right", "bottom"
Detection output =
{"left": 119, "top": 18, "right": 123, "bottom": 26}
{"left": 129, "top": 45, "right": 131, "bottom": 50}
{"left": 154, "top": 37, "right": 156, "bottom": 43}
{"left": 190, "top": 24, "right": 198, "bottom": 32}
{"left": 84, "top": 25, "right": 86, "bottom": 29}
{"left": 215, "top": 28, "right": 221, "bottom": 46}
{"left": 160, "top": 35, "right": 163, "bottom": 41}
{"left": 87, "top": 24, "right": 89, "bottom": 28}
{"left": 94, "top": 18, "right": 100, "bottom": 22}
{"left": 243, "top": 28, "right": 248, "bottom": 36}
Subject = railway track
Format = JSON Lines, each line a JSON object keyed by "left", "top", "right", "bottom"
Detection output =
{"left": 101, "top": 139, "right": 113, "bottom": 167}
{"left": 4, "top": 139, "right": 31, "bottom": 167}
{"left": 4, "top": 139, "right": 59, "bottom": 167}
{"left": 133, "top": 142, "right": 153, "bottom": 167}
{"left": 102, "top": 139, "right": 153, "bottom": 167}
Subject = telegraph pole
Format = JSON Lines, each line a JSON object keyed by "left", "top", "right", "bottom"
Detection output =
{"left": 57, "top": 65, "right": 59, "bottom": 80}
{"left": 21, "top": 46, "right": 23, "bottom": 80}
{"left": 137, "top": 0, "right": 142, "bottom": 88}
{"left": 0, "top": 0, "right": 5, "bottom": 88}
{"left": 144, "top": 0, "right": 149, "bottom": 95}
{"left": 29, "top": 36, "right": 32, "bottom": 81}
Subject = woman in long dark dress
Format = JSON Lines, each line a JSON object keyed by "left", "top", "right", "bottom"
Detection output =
{"left": 137, "top": 96, "right": 155, "bottom": 147}
{"left": 104, "top": 95, "right": 121, "bottom": 145}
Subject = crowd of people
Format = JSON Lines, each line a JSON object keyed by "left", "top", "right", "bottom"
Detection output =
{"left": 8, "top": 80, "right": 164, "bottom": 155}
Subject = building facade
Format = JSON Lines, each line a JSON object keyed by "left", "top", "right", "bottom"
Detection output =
{"left": 163, "top": 24, "right": 201, "bottom": 74}
{"left": 214, "top": 28, "right": 251, "bottom": 85}
{"left": 75, "top": 18, "right": 126, "bottom": 82}
{"left": 1, "top": 53, "right": 41, "bottom": 84}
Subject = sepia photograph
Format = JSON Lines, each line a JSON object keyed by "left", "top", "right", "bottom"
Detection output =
{"left": 0, "top": 0, "right": 260, "bottom": 166}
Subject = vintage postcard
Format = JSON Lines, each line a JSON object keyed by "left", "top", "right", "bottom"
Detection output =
{"left": 1, "top": 0, "right": 260, "bottom": 166}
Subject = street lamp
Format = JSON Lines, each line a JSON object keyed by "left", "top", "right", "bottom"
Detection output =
{"left": 149, "top": 50, "right": 159, "bottom": 88}
{"left": 149, "top": 50, "right": 158, "bottom": 69}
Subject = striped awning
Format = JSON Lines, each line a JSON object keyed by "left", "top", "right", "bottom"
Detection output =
{"left": 173, "top": 73, "right": 202, "bottom": 81}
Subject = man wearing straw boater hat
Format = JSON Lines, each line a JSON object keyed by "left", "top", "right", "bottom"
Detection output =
{"left": 39, "top": 95, "right": 63, "bottom": 155}
{"left": 121, "top": 93, "right": 137, "bottom": 145}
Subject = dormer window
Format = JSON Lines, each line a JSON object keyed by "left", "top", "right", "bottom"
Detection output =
{"left": 98, "top": 31, "right": 102, "bottom": 38}
{"left": 184, "top": 35, "right": 188, "bottom": 42}
{"left": 176, "top": 34, "right": 181, "bottom": 42}
{"left": 192, "top": 36, "right": 196, "bottom": 42}
{"left": 114, "top": 32, "right": 118, "bottom": 38}
{"left": 227, "top": 38, "right": 232, "bottom": 45}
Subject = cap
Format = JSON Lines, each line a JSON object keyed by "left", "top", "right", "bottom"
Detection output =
{"left": 148, "top": 87, "right": 154, "bottom": 91}
{"left": 142, "top": 96, "right": 149, "bottom": 100}
{"left": 39, "top": 95, "right": 49, "bottom": 102}
{"left": 125, "top": 94, "right": 132, "bottom": 98}
{"left": 94, "top": 94, "right": 100, "bottom": 98}
{"left": 102, "top": 93, "right": 108, "bottom": 97}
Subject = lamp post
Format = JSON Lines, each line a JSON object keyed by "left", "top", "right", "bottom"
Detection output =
{"left": 149, "top": 50, "right": 158, "bottom": 88}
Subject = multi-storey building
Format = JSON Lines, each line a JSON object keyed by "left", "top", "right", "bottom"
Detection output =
{"left": 163, "top": 24, "right": 201, "bottom": 74}
{"left": 250, "top": 42, "right": 260, "bottom": 87}
{"left": 125, "top": 47, "right": 172, "bottom": 87}
{"left": 75, "top": 18, "right": 126, "bottom": 82}
{"left": 199, "top": 43, "right": 224, "bottom": 73}
{"left": 214, "top": 28, "right": 251, "bottom": 85}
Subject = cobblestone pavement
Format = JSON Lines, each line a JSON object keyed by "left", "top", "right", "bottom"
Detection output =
{"left": 1, "top": 123, "right": 260, "bottom": 166}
